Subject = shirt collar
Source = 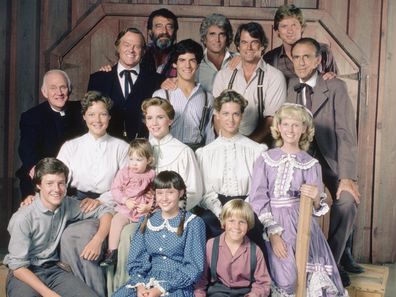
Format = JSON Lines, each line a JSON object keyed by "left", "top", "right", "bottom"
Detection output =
{"left": 203, "top": 48, "right": 233, "bottom": 64}
{"left": 149, "top": 133, "right": 173, "bottom": 146}
{"left": 34, "top": 193, "right": 61, "bottom": 214}
{"left": 86, "top": 132, "right": 110, "bottom": 143}
{"left": 117, "top": 63, "right": 140, "bottom": 76}
{"left": 299, "top": 71, "right": 318, "bottom": 88}
{"left": 49, "top": 103, "right": 66, "bottom": 116}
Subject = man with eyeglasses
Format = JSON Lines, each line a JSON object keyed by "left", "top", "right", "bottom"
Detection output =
{"left": 287, "top": 37, "right": 359, "bottom": 287}
{"left": 88, "top": 27, "right": 164, "bottom": 141}
{"left": 16, "top": 69, "right": 84, "bottom": 199}
{"left": 213, "top": 22, "right": 286, "bottom": 144}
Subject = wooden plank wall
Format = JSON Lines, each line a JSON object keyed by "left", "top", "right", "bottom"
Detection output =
{"left": 1, "top": 0, "right": 395, "bottom": 263}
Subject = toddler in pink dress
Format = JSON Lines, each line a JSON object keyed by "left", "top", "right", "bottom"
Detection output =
{"left": 101, "top": 138, "right": 155, "bottom": 266}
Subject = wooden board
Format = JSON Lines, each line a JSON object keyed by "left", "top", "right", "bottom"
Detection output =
{"left": 347, "top": 265, "right": 389, "bottom": 297}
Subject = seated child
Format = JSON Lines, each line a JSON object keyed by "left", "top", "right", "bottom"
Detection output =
{"left": 3, "top": 157, "right": 113, "bottom": 297}
{"left": 101, "top": 138, "right": 155, "bottom": 266}
{"left": 194, "top": 199, "right": 271, "bottom": 297}
{"left": 113, "top": 170, "right": 206, "bottom": 297}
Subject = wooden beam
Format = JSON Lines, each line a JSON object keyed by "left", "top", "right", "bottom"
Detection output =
{"left": 295, "top": 195, "right": 313, "bottom": 297}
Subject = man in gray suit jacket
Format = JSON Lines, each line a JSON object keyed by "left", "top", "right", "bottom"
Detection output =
{"left": 287, "top": 37, "right": 360, "bottom": 287}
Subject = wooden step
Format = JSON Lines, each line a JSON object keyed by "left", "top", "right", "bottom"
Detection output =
{"left": 347, "top": 264, "right": 389, "bottom": 297}
{"left": 0, "top": 264, "right": 8, "bottom": 297}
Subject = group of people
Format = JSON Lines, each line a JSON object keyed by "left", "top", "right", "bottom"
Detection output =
{"left": 5, "top": 4, "right": 362, "bottom": 297}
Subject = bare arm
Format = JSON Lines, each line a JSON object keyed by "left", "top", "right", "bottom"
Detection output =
{"left": 13, "top": 267, "right": 61, "bottom": 297}
{"left": 248, "top": 116, "right": 273, "bottom": 144}
{"left": 80, "top": 213, "right": 112, "bottom": 260}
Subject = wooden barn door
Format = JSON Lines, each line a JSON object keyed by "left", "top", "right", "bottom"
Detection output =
{"left": 42, "top": 1, "right": 383, "bottom": 262}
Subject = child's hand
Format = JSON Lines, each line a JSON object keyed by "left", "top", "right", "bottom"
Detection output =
{"left": 300, "top": 184, "right": 320, "bottom": 208}
{"left": 269, "top": 234, "right": 288, "bottom": 259}
{"left": 125, "top": 198, "right": 137, "bottom": 210}
{"left": 145, "top": 288, "right": 162, "bottom": 297}
{"left": 136, "top": 203, "right": 151, "bottom": 214}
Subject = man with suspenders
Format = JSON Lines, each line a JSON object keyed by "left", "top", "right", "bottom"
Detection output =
{"left": 213, "top": 22, "right": 286, "bottom": 145}
{"left": 153, "top": 39, "right": 214, "bottom": 150}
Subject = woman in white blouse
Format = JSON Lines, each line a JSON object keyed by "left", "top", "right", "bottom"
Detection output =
{"left": 111, "top": 97, "right": 203, "bottom": 293}
{"left": 195, "top": 89, "right": 267, "bottom": 243}
{"left": 57, "top": 91, "right": 129, "bottom": 297}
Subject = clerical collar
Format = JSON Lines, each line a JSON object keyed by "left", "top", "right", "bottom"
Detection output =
{"left": 49, "top": 105, "right": 65, "bottom": 116}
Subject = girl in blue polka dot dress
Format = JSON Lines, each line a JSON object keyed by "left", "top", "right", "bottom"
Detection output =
{"left": 112, "top": 170, "right": 206, "bottom": 297}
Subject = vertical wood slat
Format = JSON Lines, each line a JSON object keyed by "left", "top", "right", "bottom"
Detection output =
{"left": 295, "top": 195, "right": 313, "bottom": 297}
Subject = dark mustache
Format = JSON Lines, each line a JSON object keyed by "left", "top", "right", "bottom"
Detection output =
{"left": 157, "top": 33, "right": 171, "bottom": 39}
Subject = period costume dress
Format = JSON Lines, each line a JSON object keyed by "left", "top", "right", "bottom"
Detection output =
{"left": 113, "top": 211, "right": 206, "bottom": 297}
{"left": 249, "top": 148, "right": 347, "bottom": 296}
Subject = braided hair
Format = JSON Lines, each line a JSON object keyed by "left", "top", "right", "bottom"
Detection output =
{"left": 140, "top": 170, "right": 188, "bottom": 236}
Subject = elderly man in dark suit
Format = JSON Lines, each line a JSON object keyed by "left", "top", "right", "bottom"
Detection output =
{"left": 88, "top": 27, "right": 164, "bottom": 141}
{"left": 16, "top": 69, "right": 84, "bottom": 199}
{"left": 287, "top": 37, "right": 360, "bottom": 287}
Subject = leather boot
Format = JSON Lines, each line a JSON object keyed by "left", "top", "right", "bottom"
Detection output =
{"left": 100, "top": 249, "right": 118, "bottom": 267}
{"left": 338, "top": 265, "right": 351, "bottom": 287}
{"left": 340, "top": 233, "right": 364, "bottom": 274}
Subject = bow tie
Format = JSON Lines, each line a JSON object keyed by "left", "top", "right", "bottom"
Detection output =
{"left": 294, "top": 83, "right": 312, "bottom": 93}
{"left": 120, "top": 69, "right": 138, "bottom": 77}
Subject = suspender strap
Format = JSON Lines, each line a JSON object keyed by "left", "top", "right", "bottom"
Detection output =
{"left": 165, "top": 89, "right": 170, "bottom": 101}
{"left": 249, "top": 241, "right": 257, "bottom": 283}
{"left": 227, "top": 68, "right": 265, "bottom": 122}
{"left": 227, "top": 69, "right": 238, "bottom": 89}
{"left": 257, "top": 68, "right": 265, "bottom": 122}
{"left": 210, "top": 236, "right": 220, "bottom": 282}
{"left": 198, "top": 91, "right": 208, "bottom": 139}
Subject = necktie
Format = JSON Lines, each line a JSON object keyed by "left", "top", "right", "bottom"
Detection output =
{"left": 294, "top": 83, "right": 313, "bottom": 110}
{"left": 120, "top": 69, "right": 137, "bottom": 99}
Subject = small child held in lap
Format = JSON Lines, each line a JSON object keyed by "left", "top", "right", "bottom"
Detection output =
{"left": 101, "top": 138, "right": 155, "bottom": 266}
{"left": 194, "top": 199, "right": 271, "bottom": 297}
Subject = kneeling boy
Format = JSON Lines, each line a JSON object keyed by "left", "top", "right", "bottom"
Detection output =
{"left": 4, "top": 157, "right": 112, "bottom": 297}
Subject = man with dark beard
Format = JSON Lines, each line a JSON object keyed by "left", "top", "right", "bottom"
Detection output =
{"left": 142, "top": 8, "right": 178, "bottom": 78}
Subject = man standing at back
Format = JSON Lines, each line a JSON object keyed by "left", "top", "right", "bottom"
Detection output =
{"left": 264, "top": 4, "right": 338, "bottom": 84}
{"left": 88, "top": 27, "right": 164, "bottom": 141}
{"left": 213, "top": 22, "right": 286, "bottom": 144}
{"left": 287, "top": 37, "right": 359, "bottom": 287}
{"left": 16, "top": 70, "right": 84, "bottom": 199}
{"left": 143, "top": 8, "right": 178, "bottom": 77}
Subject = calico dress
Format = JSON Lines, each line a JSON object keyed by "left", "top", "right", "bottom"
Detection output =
{"left": 113, "top": 210, "right": 206, "bottom": 297}
{"left": 249, "top": 148, "right": 347, "bottom": 297}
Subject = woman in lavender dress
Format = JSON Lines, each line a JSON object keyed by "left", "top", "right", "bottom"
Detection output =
{"left": 249, "top": 104, "right": 347, "bottom": 296}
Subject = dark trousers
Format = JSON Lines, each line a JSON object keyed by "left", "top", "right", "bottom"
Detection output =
{"left": 7, "top": 263, "right": 98, "bottom": 297}
{"left": 315, "top": 149, "right": 358, "bottom": 264}
{"left": 207, "top": 282, "right": 251, "bottom": 297}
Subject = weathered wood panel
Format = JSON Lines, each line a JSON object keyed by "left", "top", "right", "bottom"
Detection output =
{"left": 2, "top": 0, "right": 394, "bottom": 263}
{"left": 372, "top": 0, "right": 396, "bottom": 263}
{"left": 0, "top": 0, "right": 12, "bottom": 250}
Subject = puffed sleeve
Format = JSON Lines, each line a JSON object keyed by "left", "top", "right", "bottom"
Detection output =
{"left": 249, "top": 155, "right": 284, "bottom": 240}
{"left": 179, "top": 148, "right": 203, "bottom": 210}
{"left": 161, "top": 216, "right": 206, "bottom": 293}
{"left": 126, "top": 221, "right": 152, "bottom": 285}
{"left": 304, "top": 162, "right": 329, "bottom": 217}
{"left": 195, "top": 148, "right": 222, "bottom": 218}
